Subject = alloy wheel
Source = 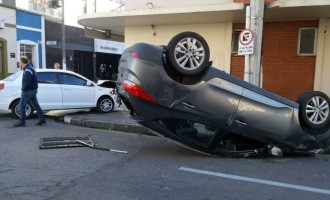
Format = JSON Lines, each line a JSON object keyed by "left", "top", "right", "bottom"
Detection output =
{"left": 306, "top": 96, "right": 329, "bottom": 125}
{"left": 100, "top": 98, "right": 113, "bottom": 112}
{"left": 174, "top": 37, "right": 205, "bottom": 70}
{"left": 15, "top": 104, "right": 32, "bottom": 118}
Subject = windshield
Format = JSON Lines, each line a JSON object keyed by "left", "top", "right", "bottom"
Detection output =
{"left": 3, "top": 71, "right": 23, "bottom": 82}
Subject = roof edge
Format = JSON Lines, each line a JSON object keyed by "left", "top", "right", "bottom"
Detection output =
{"left": 269, "top": 0, "right": 330, "bottom": 8}
{"left": 78, "top": 2, "right": 245, "bottom": 25}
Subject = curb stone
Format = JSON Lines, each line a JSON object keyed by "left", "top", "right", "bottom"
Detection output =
{"left": 64, "top": 116, "right": 154, "bottom": 136}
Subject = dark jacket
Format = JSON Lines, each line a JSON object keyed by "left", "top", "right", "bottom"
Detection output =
{"left": 22, "top": 64, "right": 38, "bottom": 91}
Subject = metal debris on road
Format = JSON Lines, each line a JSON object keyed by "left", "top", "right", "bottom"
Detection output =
{"left": 39, "top": 136, "right": 128, "bottom": 154}
{"left": 76, "top": 139, "right": 128, "bottom": 154}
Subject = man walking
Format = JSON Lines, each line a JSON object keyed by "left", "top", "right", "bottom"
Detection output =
{"left": 14, "top": 56, "right": 46, "bottom": 127}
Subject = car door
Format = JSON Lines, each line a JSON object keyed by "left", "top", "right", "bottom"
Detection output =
{"left": 37, "top": 72, "right": 63, "bottom": 110}
{"left": 173, "top": 77, "right": 243, "bottom": 129}
{"left": 232, "top": 88, "right": 295, "bottom": 142}
{"left": 59, "top": 73, "right": 95, "bottom": 108}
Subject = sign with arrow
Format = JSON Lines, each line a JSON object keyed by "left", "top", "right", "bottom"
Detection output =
{"left": 238, "top": 29, "right": 254, "bottom": 55}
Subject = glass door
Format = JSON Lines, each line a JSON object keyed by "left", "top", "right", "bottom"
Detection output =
{"left": 20, "top": 44, "right": 34, "bottom": 67}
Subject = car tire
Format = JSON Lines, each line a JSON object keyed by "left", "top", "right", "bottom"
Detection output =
{"left": 11, "top": 100, "right": 34, "bottom": 119}
{"left": 166, "top": 32, "right": 210, "bottom": 76}
{"left": 296, "top": 91, "right": 330, "bottom": 129}
{"left": 96, "top": 96, "right": 114, "bottom": 113}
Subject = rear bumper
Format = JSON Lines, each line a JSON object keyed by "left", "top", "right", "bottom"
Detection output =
{"left": 0, "top": 102, "right": 10, "bottom": 111}
{"left": 0, "top": 93, "right": 13, "bottom": 111}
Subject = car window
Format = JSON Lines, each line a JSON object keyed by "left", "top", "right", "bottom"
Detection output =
{"left": 3, "top": 71, "right": 23, "bottom": 82}
{"left": 37, "top": 72, "right": 59, "bottom": 84}
{"left": 156, "top": 119, "right": 218, "bottom": 148}
{"left": 60, "top": 73, "right": 87, "bottom": 86}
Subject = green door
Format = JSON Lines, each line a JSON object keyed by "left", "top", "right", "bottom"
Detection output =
{"left": 0, "top": 42, "right": 3, "bottom": 79}
{"left": 0, "top": 39, "right": 8, "bottom": 80}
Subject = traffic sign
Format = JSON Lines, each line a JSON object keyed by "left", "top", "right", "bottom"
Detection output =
{"left": 238, "top": 29, "right": 254, "bottom": 55}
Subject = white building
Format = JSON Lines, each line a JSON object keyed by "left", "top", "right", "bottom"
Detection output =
{"left": 0, "top": 0, "right": 18, "bottom": 79}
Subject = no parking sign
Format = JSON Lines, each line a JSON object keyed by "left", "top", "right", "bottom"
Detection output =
{"left": 238, "top": 29, "right": 254, "bottom": 55}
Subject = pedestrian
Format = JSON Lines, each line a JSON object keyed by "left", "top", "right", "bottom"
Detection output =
{"left": 13, "top": 56, "right": 46, "bottom": 127}
{"left": 108, "top": 64, "right": 113, "bottom": 80}
{"left": 54, "top": 63, "right": 61, "bottom": 69}
{"left": 98, "top": 64, "right": 105, "bottom": 79}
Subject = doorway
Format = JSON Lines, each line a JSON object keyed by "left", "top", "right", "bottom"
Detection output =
{"left": 0, "top": 42, "right": 3, "bottom": 79}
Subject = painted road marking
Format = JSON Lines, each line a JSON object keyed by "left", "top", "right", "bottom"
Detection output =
{"left": 179, "top": 167, "right": 330, "bottom": 195}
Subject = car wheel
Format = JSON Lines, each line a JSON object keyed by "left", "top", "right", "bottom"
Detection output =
{"left": 97, "top": 96, "right": 114, "bottom": 113}
{"left": 11, "top": 100, "right": 34, "bottom": 119}
{"left": 166, "top": 32, "right": 210, "bottom": 76}
{"left": 296, "top": 91, "right": 330, "bottom": 129}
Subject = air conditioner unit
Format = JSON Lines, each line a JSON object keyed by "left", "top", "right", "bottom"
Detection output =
{"left": 0, "top": 21, "right": 5, "bottom": 29}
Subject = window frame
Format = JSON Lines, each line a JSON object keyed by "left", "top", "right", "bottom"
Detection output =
{"left": 37, "top": 72, "right": 60, "bottom": 84}
{"left": 297, "top": 27, "right": 318, "bottom": 56}
{"left": 59, "top": 73, "right": 88, "bottom": 86}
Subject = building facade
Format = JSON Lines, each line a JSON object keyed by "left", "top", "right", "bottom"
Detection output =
{"left": 0, "top": 0, "right": 17, "bottom": 79}
{"left": 78, "top": 0, "right": 330, "bottom": 101}
{"left": 12, "top": 0, "right": 124, "bottom": 80}
{"left": 16, "top": 10, "right": 45, "bottom": 69}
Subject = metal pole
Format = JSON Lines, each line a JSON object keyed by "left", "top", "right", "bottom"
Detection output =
{"left": 244, "top": 6, "right": 251, "bottom": 82}
{"left": 248, "top": 0, "right": 264, "bottom": 87}
{"left": 62, "top": 0, "right": 66, "bottom": 70}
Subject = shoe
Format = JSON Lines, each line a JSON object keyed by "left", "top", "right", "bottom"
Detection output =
{"left": 13, "top": 121, "right": 25, "bottom": 127}
{"left": 36, "top": 120, "right": 46, "bottom": 126}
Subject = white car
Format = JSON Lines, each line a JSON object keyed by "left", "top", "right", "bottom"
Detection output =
{"left": 0, "top": 69, "right": 119, "bottom": 118}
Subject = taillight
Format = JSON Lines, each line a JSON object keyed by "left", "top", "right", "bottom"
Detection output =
{"left": 0, "top": 83, "right": 4, "bottom": 90}
{"left": 130, "top": 52, "right": 139, "bottom": 58}
{"left": 122, "top": 80, "right": 155, "bottom": 103}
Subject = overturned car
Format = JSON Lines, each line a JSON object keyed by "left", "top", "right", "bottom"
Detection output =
{"left": 116, "top": 32, "right": 330, "bottom": 157}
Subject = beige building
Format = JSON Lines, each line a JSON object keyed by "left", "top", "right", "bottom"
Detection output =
{"left": 78, "top": 0, "right": 330, "bottom": 100}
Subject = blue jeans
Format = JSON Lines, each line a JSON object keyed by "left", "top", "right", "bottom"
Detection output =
{"left": 19, "top": 89, "right": 45, "bottom": 123}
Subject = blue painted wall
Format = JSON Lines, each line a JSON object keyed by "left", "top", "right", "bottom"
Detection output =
{"left": 16, "top": 10, "right": 42, "bottom": 29}
{"left": 16, "top": 10, "right": 43, "bottom": 68}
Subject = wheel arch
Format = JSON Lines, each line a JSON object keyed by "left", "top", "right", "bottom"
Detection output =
{"left": 97, "top": 95, "right": 113, "bottom": 104}
{"left": 9, "top": 98, "right": 20, "bottom": 110}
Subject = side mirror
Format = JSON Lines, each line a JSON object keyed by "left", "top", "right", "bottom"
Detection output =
{"left": 86, "top": 81, "right": 94, "bottom": 87}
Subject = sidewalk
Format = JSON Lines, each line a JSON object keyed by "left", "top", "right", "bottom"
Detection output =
{"left": 63, "top": 107, "right": 153, "bottom": 135}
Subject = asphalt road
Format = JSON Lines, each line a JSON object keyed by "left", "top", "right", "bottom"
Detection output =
{"left": 0, "top": 112, "right": 330, "bottom": 200}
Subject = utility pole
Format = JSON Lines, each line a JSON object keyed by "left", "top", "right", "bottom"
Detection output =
{"left": 62, "top": 0, "right": 66, "bottom": 70}
{"left": 248, "top": 0, "right": 264, "bottom": 87}
{"left": 244, "top": 5, "right": 251, "bottom": 83}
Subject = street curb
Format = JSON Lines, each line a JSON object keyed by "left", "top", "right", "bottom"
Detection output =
{"left": 63, "top": 116, "right": 154, "bottom": 136}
